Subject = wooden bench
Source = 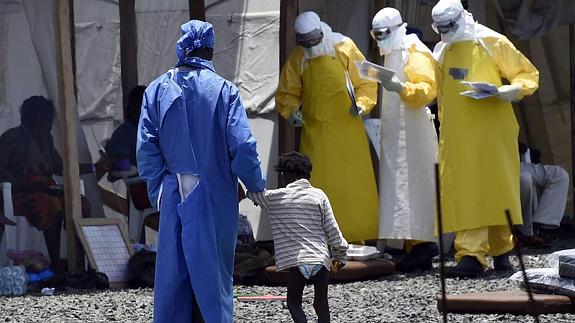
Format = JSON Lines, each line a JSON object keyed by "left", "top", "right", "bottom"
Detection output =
{"left": 437, "top": 290, "right": 575, "bottom": 315}
{"left": 254, "top": 258, "right": 396, "bottom": 286}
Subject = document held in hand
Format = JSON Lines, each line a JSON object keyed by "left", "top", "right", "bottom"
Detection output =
{"left": 460, "top": 81, "right": 498, "bottom": 99}
{"left": 355, "top": 60, "right": 395, "bottom": 83}
{"left": 363, "top": 118, "right": 381, "bottom": 159}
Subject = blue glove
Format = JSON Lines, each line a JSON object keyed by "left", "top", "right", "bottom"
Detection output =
{"left": 290, "top": 110, "right": 304, "bottom": 127}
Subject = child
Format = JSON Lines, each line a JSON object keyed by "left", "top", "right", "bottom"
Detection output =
{"left": 247, "top": 152, "right": 348, "bottom": 323}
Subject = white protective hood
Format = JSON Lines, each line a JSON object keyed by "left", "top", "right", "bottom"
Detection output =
{"left": 432, "top": 9, "right": 502, "bottom": 63}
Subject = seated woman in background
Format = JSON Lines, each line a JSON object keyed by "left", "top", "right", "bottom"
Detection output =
{"left": 104, "top": 85, "right": 152, "bottom": 212}
{"left": 0, "top": 96, "right": 100, "bottom": 273}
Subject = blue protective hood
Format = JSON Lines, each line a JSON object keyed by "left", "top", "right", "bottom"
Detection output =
{"left": 176, "top": 20, "right": 215, "bottom": 68}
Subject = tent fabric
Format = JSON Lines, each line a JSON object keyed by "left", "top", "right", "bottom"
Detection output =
{"left": 209, "top": 12, "right": 279, "bottom": 114}
{"left": 0, "top": 16, "right": 7, "bottom": 110}
{"left": 497, "top": 0, "right": 575, "bottom": 40}
{"left": 136, "top": 8, "right": 280, "bottom": 115}
{"left": 75, "top": 20, "right": 122, "bottom": 121}
{"left": 20, "top": 0, "right": 59, "bottom": 110}
{"left": 0, "top": 0, "right": 21, "bottom": 14}
{"left": 484, "top": 0, "right": 575, "bottom": 215}
{"left": 518, "top": 29, "right": 573, "bottom": 215}
{"left": 2, "top": 9, "right": 45, "bottom": 137}
{"left": 73, "top": 0, "right": 124, "bottom": 220}
{"left": 73, "top": 0, "right": 121, "bottom": 123}
{"left": 136, "top": 10, "right": 187, "bottom": 86}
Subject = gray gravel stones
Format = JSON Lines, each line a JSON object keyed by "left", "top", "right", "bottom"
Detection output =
{"left": 233, "top": 247, "right": 575, "bottom": 322}
{"left": 2, "top": 243, "right": 575, "bottom": 322}
{"left": 1, "top": 288, "right": 153, "bottom": 322}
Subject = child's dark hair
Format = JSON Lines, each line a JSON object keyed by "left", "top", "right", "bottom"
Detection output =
{"left": 274, "top": 151, "right": 312, "bottom": 179}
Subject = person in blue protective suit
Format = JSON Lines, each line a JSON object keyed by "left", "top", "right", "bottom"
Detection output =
{"left": 137, "top": 20, "right": 267, "bottom": 323}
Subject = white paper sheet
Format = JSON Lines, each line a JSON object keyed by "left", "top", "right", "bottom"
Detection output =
{"left": 364, "top": 118, "right": 381, "bottom": 159}
{"left": 460, "top": 81, "right": 498, "bottom": 99}
{"left": 355, "top": 60, "right": 395, "bottom": 83}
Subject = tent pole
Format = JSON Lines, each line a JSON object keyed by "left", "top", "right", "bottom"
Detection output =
{"left": 119, "top": 0, "right": 138, "bottom": 115}
{"left": 570, "top": 24, "right": 575, "bottom": 219}
{"left": 53, "top": 0, "right": 82, "bottom": 273}
{"left": 505, "top": 210, "right": 540, "bottom": 322}
{"left": 189, "top": 0, "right": 206, "bottom": 21}
{"left": 435, "top": 164, "right": 448, "bottom": 323}
{"left": 278, "top": 0, "right": 298, "bottom": 186}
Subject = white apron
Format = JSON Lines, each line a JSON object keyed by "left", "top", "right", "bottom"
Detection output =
{"left": 378, "top": 36, "right": 438, "bottom": 242}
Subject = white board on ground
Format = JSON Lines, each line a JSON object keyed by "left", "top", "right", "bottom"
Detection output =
{"left": 75, "top": 218, "right": 133, "bottom": 283}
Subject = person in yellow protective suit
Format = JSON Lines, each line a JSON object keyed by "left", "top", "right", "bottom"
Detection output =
{"left": 371, "top": 8, "right": 439, "bottom": 272}
{"left": 432, "top": 0, "right": 539, "bottom": 277}
{"left": 275, "top": 11, "right": 378, "bottom": 242}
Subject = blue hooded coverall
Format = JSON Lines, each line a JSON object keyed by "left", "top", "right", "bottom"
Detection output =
{"left": 137, "top": 20, "right": 266, "bottom": 323}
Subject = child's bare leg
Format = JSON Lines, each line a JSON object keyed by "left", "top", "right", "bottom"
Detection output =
{"left": 287, "top": 267, "right": 307, "bottom": 322}
{"left": 311, "top": 267, "right": 330, "bottom": 323}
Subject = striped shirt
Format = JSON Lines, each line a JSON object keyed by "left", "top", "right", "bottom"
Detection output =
{"left": 247, "top": 179, "right": 348, "bottom": 272}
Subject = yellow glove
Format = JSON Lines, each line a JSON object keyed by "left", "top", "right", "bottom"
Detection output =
{"left": 330, "top": 259, "right": 345, "bottom": 273}
{"left": 356, "top": 103, "right": 369, "bottom": 117}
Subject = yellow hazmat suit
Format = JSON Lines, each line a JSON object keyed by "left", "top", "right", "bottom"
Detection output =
{"left": 436, "top": 37, "right": 539, "bottom": 266}
{"left": 276, "top": 39, "right": 378, "bottom": 242}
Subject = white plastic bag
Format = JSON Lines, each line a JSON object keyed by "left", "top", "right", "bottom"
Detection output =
{"left": 509, "top": 268, "right": 575, "bottom": 297}
{"left": 346, "top": 244, "right": 380, "bottom": 261}
{"left": 547, "top": 249, "right": 575, "bottom": 269}
{"left": 546, "top": 249, "right": 575, "bottom": 278}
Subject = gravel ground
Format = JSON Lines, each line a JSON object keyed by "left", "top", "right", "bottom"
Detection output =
{"left": 2, "top": 240, "right": 575, "bottom": 322}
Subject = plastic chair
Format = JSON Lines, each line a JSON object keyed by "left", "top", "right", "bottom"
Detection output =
{"left": 122, "top": 176, "right": 157, "bottom": 243}
{"left": 0, "top": 181, "right": 85, "bottom": 266}
{"left": 0, "top": 183, "right": 16, "bottom": 266}
{"left": 0, "top": 182, "right": 47, "bottom": 266}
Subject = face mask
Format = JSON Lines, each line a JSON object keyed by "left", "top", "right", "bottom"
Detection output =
{"left": 377, "top": 38, "right": 395, "bottom": 55}
{"left": 376, "top": 26, "right": 404, "bottom": 56}
{"left": 440, "top": 24, "right": 464, "bottom": 42}
{"left": 302, "top": 42, "right": 328, "bottom": 59}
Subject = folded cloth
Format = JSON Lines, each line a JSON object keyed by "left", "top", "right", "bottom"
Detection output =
{"left": 558, "top": 255, "right": 575, "bottom": 278}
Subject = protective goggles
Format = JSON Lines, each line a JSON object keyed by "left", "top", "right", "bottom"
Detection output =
{"left": 370, "top": 23, "right": 402, "bottom": 41}
{"left": 431, "top": 12, "right": 462, "bottom": 34}
{"left": 296, "top": 28, "right": 323, "bottom": 48}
